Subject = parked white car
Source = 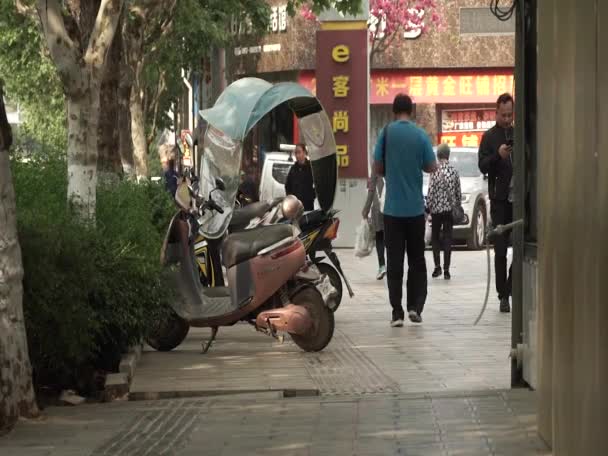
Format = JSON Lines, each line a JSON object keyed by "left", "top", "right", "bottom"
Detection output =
{"left": 259, "top": 151, "right": 292, "bottom": 202}
{"left": 423, "top": 147, "right": 491, "bottom": 250}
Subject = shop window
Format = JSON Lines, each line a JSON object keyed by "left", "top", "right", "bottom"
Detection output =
{"left": 460, "top": 7, "right": 515, "bottom": 35}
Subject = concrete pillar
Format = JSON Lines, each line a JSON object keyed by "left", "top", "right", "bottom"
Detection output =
{"left": 536, "top": 0, "right": 608, "bottom": 453}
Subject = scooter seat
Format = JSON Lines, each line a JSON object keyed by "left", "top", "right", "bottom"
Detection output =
{"left": 229, "top": 201, "right": 272, "bottom": 230}
{"left": 222, "top": 224, "right": 295, "bottom": 268}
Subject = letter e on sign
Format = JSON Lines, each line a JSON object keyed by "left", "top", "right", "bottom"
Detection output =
{"left": 332, "top": 45, "right": 350, "bottom": 63}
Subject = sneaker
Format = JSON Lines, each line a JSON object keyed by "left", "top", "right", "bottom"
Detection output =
{"left": 444, "top": 270, "right": 451, "bottom": 280}
{"left": 408, "top": 310, "right": 422, "bottom": 323}
{"left": 376, "top": 265, "right": 386, "bottom": 280}
{"left": 500, "top": 298, "right": 511, "bottom": 313}
{"left": 431, "top": 266, "right": 442, "bottom": 278}
{"left": 390, "top": 319, "right": 404, "bottom": 327}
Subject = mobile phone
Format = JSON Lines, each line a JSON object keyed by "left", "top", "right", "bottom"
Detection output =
{"left": 506, "top": 139, "right": 514, "bottom": 147}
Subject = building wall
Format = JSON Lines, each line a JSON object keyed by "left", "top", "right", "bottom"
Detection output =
{"left": 536, "top": 0, "right": 608, "bottom": 454}
{"left": 228, "top": 0, "right": 514, "bottom": 75}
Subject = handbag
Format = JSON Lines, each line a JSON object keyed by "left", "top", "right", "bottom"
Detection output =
{"left": 451, "top": 204, "right": 465, "bottom": 224}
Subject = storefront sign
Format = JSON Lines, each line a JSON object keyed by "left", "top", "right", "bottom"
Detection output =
{"left": 441, "top": 109, "right": 496, "bottom": 132}
{"left": 300, "top": 70, "right": 514, "bottom": 104}
{"left": 269, "top": 5, "right": 288, "bottom": 33}
{"left": 315, "top": 29, "right": 368, "bottom": 178}
{"left": 231, "top": 5, "right": 288, "bottom": 36}
{"left": 234, "top": 44, "right": 281, "bottom": 56}
{"left": 438, "top": 131, "right": 484, "bottom": 148}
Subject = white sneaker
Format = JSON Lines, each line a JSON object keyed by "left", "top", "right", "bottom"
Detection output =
{"left": 376, "top": 266, "right": 386, "bottom": 280}
{"left": 390, "top": 319, "right": 404, "bottom": 327}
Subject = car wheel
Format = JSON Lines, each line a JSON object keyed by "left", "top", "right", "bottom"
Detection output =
{"left": 468, "top": 202, "right": 487, "bottom": 250}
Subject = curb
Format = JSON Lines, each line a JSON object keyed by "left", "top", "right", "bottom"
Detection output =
{"left": 103, "top": 343, "right": 143, "bottom": 402}
{"left": 129, "top": 388, "right": 320, "bottom": 402}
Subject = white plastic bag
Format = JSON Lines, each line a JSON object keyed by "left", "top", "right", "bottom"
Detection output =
{"left": 424, "top": 216, "right": 432, "bottom": 245}
{"left": 354, "top": 219, "right": 374, "bottom": 258}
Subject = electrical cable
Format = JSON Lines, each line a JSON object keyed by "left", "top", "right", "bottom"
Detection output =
{"left": 490, "top": 0, "right": 518, "bottom": 22}
{"left": 474, "top": 219, "right": 524, "bottom": 326}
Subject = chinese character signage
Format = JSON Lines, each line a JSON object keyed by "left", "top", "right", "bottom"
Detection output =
{"left": 300, "top": 70, "right": 514, "bottom": 104}
{"left": 438, "top": 132, "right": 484, "bottom": 148}
{"left": 232, "top": 5, "right": 288, "bottom": 36}
{"left": 315, "top": 29, "right": 368, "bottom": 178}
{"left": 269, "top": 5, "right": 288, "bottom": 33}
{"left": 441, "top": 109, "right": 496, "bottom": 132}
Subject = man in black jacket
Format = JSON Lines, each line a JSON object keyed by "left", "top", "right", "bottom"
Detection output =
{"left": 285, "top": 143, "right": 315, "bottom": 211}
{"left": 478, "top": 93, "right": 514, "bottom": 313}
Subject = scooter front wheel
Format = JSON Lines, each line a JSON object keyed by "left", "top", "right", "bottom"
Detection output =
{"left": 290, "top": 286, "right": 334, "bottom": 352}
{"left": 146, "top": 310, "right": 190, "bottom": 352}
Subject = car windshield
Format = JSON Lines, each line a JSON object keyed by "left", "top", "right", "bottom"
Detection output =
{"left": 272, "top": 163, "right": 292, "bottom": 185}
{"left": 449, "top": 151, "right": 481, "bottom": 178}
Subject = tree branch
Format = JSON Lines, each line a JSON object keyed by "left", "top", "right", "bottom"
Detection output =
{"left": 84, "top": 0, "right": 124, "bottom": 70}
{"left": 143, "top": 0, "right": 177, "bottom": 48}
{"left": 35, "top": 0, "right": 80, "bottom": 88}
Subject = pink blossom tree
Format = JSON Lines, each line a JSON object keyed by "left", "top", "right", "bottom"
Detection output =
{"left": 301, "top": 0, "right": 441, "bottom": 65}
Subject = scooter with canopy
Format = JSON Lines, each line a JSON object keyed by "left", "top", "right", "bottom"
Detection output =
{"left": 147, "top": 78, "right": 339, "bottom": 353}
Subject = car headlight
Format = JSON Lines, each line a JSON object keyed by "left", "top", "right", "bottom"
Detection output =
{"left": 461, "top": 193, "right": 471, "bottom": 203}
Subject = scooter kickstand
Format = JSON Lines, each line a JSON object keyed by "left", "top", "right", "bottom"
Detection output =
{"left": 202, "top": 327, "right": 218, "bottom": 354}
{"left": 265, "top": 317, "right": 284, "bottom": 344}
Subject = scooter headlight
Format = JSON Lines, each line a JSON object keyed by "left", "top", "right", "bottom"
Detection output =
{"left": 281, "top": 195, "right": 304, "bottom": 222}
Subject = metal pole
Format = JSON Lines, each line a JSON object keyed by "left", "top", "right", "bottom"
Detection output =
{"left": 511, "top": 0, "right": 527, "bottom": 388}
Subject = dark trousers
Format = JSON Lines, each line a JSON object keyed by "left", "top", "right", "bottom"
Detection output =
{"left": 491, "top": 200, "right": 513, "bottom": 299}
{"left": 375, "top": 230, "right": 385, "bottom": 268}
{"left": 384, "top": 214, "right": 428, "bottom": 320}
{"left": 431, "top": 211, "right": 453, "bottom": 270}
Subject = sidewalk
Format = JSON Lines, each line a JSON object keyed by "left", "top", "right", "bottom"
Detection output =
{"left": 0, "top": 390, "right": 549, "bottom": 456}
{"left": 0, "top": 250, "right": 544, "bottom": 455}
{"left": 131, "top": 250, "right": 511, "bottom": 398}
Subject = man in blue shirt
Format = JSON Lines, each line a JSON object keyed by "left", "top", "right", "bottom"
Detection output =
{"left": 374, "top": 94, "right": 437, "bottom": 326}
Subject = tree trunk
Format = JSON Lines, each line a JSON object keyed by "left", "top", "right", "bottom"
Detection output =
{"left": 0, "top": 91, "right": 39, "bottom": 433}
{"left": 130, "top": 79, "right": 148, "bottom": 180}
{"left": 36, "top": 0, "right": 125, "bottom": 219}
{"left": 97, "top": 17, "right": 123, "bottom": 178}
{"left": 123, "top": 15, "right": 148, "bottom": 181}
{"left": 118, "top": 83, "right": 134, "bottom": 177}
{"left": 66, "top": 76, "right": 102, "bottom": 219}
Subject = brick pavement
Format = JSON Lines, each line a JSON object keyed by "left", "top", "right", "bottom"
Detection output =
{"left": 132, "top": 250, "right": 512, "bottom": 398}
{"left": 0, "top": 390, "right": 549, "bottom": 456}
{"left": 0, "top": 250, "right": 548, "bottom": 455}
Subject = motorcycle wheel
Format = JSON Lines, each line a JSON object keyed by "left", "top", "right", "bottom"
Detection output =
{"left": 290, "top": 286, "right": 335, "bottom": 352}
{"left": 316, "top": 262, "right": 343, "bottom": 312}
{"left": 145, "top": 310, "right": 190, "bottom": 352}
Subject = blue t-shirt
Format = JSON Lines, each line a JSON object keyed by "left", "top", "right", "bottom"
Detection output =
{"left": 374, "top": 120, "right": 435, "bottom": 217}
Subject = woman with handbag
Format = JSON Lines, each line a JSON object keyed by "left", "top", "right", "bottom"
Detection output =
{"left": 425, "top": 143, "right": 462, "bottom": 280}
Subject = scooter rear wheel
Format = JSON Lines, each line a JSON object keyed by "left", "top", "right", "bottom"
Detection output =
{"left": 316, "top": 262, "right": 342, "bottom": 312}
{"left": 146, "top": 310, "right": 190, "bottom": 352}
{"left": 290, "top": 286, "right": 334, "bottom": 352}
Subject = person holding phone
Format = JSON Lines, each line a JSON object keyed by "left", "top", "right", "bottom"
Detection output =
{"left": 478, "top": 93, "right": 514, "bottom": 313}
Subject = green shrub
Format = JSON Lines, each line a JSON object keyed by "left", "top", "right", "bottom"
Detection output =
{"left": 11, "top": 152, "right": 175, "bottom": 394}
